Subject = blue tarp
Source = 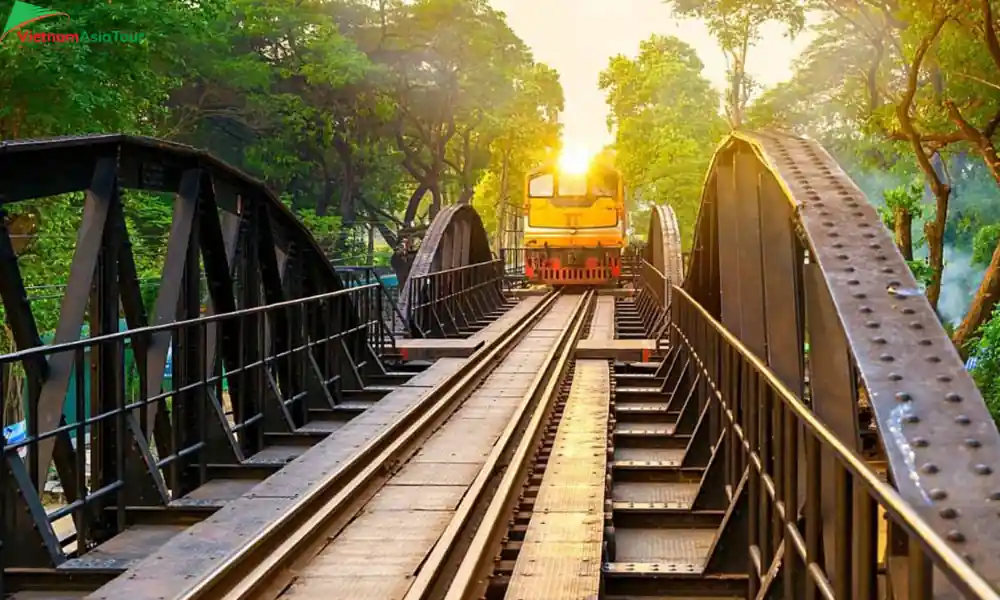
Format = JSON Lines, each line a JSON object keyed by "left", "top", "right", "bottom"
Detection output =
{"left": 3, "top": 420, "right": 26, "bottom": 445}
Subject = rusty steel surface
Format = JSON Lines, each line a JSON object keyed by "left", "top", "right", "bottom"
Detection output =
{"left": 645, "top": 204, "right": 684, "bottom": 289}
{"left": 503, "top": 359, "right": 608, "bottom": 600}
{"left": 747, "top": 131, "right": 1000, "bottom": 575}
{"left": 669, "top": 287, "right": 1000, "bottom": 599}
{"left": 657, "top": 128, "right": 1000, "bottom": 596}
{"left": 0, "top": 134, "right": 402, "bottom": 599}
{"left": 396, "top": 204, "right": 495, "bottom": 322}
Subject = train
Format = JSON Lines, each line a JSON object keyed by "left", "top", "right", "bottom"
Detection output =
{"left": 522, "top": 154, "right": 627, "bottom": 286}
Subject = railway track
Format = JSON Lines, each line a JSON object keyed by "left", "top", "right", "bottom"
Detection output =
{"left": 25, "top": 285, "right": 679, "bottom": 600}
{"left": 152, "top": 289, "right": 591, "bottom": 600}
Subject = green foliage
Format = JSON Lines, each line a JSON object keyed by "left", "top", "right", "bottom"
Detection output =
{"left": 881, "top": 181, "right": 925, "bottom": 222}
{"left": 0, "top": 0, "right": 561, "bottom": 423}
{"left": 974, "top": 224, "right": 1000, "bottom": 267}
{"left": 662, "top": 0, "right": 803, "bottom": 127}
{"left": 599, "top": 35, "right": 727, "bottom": 249}
{"left": 907, "top": 258, "right": 935, "bottom": 289}
{"left": 471, "top": 61, "right": 563, "bottom": 247}
{"left": 971, "top": 305, "right": 1000, "bottom": 421}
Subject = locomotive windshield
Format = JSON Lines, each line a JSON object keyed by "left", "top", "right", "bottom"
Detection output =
{"left": 528, "top": 173, "right": 554, "bottom": 197}
{"left": 526, "top": 170, "right": 618, "bottom": 198}
{"left": 558, "top": 174, "right": 587, "bottom": 196}
{"left": 526, "top": 168, "right": 620, "bottom": 229}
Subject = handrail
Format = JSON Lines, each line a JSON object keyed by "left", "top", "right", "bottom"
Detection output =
{"left": 0, "top": 284, "right": 382, "bottom": 363}
{"left": 672, "top": 284, "right": 1000, "bottom": 598}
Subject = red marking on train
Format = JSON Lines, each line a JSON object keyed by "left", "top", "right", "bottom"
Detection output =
{"left": 400, "top": 348, "right": 409, "bottom": 361}
{"left": 642, "top": 348, "right": 650, "bottom": 362}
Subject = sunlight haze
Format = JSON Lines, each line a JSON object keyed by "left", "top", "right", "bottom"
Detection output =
{"left": 490, "top": 0, "right": 814, "bottom": 153}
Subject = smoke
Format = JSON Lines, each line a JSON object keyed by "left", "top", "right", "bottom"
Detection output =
{"left": 937, "top": 245, "right": 984, "bottom": 326}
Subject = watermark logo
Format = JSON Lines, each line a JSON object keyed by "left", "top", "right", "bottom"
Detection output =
{"left": 1, "top": 1, "right": 67, "bottom": 40}
{"left": 1, "top": 1, "right": 145, "bottom": 44}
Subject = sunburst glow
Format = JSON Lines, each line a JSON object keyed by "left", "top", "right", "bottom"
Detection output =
{"left": 557, "top": 146, "right": 593, "bottom": 175}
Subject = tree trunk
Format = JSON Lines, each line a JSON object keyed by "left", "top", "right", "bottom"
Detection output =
{"left": 429, "top": 180, "right": 442, "bottom": 219}
{"left": 894, "top": 16, "right": 948, "bottom": 309}
{"left": 894, "top": 205, "right": 913, "bottom": 260}
{"left": 898, "top": 106, "right": 950, "bottom": 309}
{"left": 947, "top": 100, "right": 1000, "bottom": 353}
{"left": 493, "top": 150, "right": 510, "bottom": 252}
{"left": 335, "top": 141, "right": 356, "bottom": 223}
{"left": 458, "top": 129, "right": 475, "bottom": 204}
{"left": 367, "top": 223, "right": 375, "bottom": 266}
{"left": 403, "top": 183, "right": 429, "bottom": 227}
{"left": 953, "top": 239, "right": 1000, "bottom": 354}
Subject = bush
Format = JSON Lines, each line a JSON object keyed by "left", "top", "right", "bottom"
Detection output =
{"left": 970, "top": 305, "right": 1000, "bottom": 421}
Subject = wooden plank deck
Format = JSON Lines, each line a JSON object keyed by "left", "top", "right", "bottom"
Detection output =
{"left": 505, "top": 359, "right": 609, "bottom": 600}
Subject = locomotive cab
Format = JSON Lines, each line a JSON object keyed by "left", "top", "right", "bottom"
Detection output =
{"left": 522, "top": 155, "right": 627, "bottom": 286}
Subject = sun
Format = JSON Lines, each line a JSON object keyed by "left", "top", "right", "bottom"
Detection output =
{"left": 557, "top": 146, "right": 592, "bottom": 175}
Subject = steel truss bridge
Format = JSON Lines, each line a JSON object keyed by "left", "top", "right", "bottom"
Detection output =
{"left": 0, "top": 131, "right": 997, "bottom": 600}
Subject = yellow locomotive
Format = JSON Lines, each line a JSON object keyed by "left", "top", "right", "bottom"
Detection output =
{"left": 523, "top": 151, "right": 627, "bottom": 285}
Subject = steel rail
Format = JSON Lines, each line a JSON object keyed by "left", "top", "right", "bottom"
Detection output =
{"left": 173, "top": 289, "right": 564, "bottom": 600}
{"left": 404, "top": 290, "right": 594, "bottom": 600}
{"left": 407, "top": 291, "right": 592, "bottom": 600}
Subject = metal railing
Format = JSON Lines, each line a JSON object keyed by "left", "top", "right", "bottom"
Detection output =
{"left": 671, "top": 286, "right": 1000, "bottom": 599}
{"left": 334, "top": 265, "right": 406, "bottom": 339}
{"left": 404, "top": 259, "right": 506, "bottom": 337}
{"left": 0, "top": 282, "right": 397, "bottom": 582}
{"left": 633, "top": 259, "right": 670, "bottom": 345}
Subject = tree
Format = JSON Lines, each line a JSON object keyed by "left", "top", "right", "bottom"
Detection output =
{"left": 750, "top": 0, "right": 1000, "bottom": 350}
{"left": 472, "top": 62, "right": 563, "bottom": 249}
{"left": 661, "top": 0, "right": 803, "bottom": 128}
{"left": 381, "top": 0, "right": 529, "bottom": 225}
{"left": 599, "top": 35, "right": 727, "bottom": 248}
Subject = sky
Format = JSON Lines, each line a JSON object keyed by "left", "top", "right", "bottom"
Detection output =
{"left": 489, "top": 0, "right": 815, "bottom": 155}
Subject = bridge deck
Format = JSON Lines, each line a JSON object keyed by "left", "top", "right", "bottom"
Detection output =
{"left": 85, "top": 358, "right": 467, "bottom": 599}
{"left": 577, "top": 338, "right": 657, "bottom": 361}
{"left": 470, "top": 295, "right": 544, "bottom": 342}
{"left": 587, "top": 296, "right": 616, "bottom": 340}
{"left": 278, "top": 295, "right": 576, "bottom": 598}
{"left": 395, "top": 296, "right": 544, "bottom": 360}
{"left": 505, "top": 359, "right": 609, "bottom": 600}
